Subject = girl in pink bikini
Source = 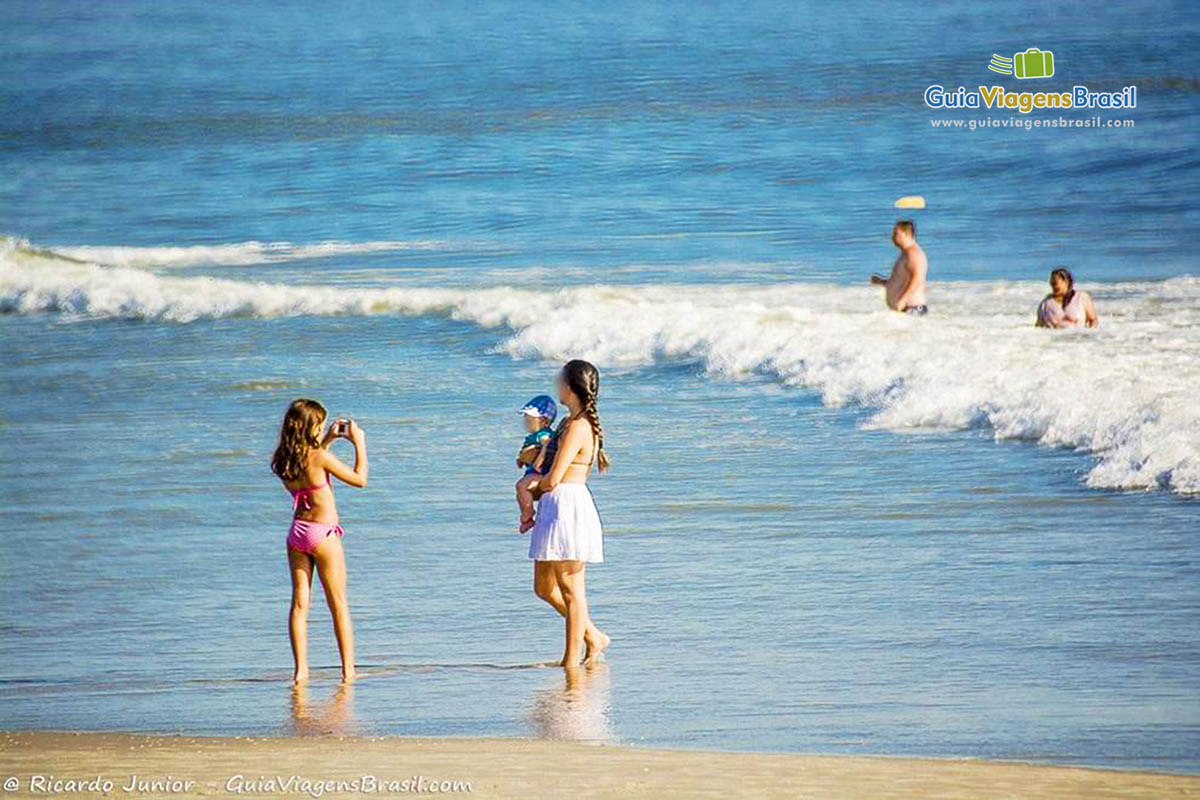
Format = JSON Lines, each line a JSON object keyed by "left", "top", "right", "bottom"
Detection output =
{"left": 271, "top": 398, "right": 368, "bottom": 684}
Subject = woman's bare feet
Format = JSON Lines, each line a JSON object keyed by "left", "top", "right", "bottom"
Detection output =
{"left": 340, "top": 667, "right": 357, "bottom": 683}
{"left": 292, "top": 669, "right": 309, "bottom": 685}
{"left": 584, "top": 629, "right": 611, "bottom": 664}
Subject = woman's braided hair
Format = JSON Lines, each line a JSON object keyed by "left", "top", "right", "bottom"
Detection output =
{"left": 562, "top": 359, "right": 610, "bottom": 472}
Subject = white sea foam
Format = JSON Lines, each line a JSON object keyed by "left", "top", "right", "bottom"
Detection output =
{"left": 48, "top": 238, "right": 446, "bottom": 268}
{"left": 0, "top": 236, "right": 545, "bottom": 323}
{"left": 3, "top": 239, "right": 1198, "bottom": 494}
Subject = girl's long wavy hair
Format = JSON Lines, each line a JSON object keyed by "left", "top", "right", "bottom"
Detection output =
{"left": 561, "top": 359, "right": 610, "bottom": 472}
{"left": 271, "top": 398, "right": 327, "bottom": 482}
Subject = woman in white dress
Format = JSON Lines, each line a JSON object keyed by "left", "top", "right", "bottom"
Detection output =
{"left": 1036, "top": 267, "right": 1099, "bottom": 328}
{"left": 526, "top": 359, "right": 611, "bottom": 667}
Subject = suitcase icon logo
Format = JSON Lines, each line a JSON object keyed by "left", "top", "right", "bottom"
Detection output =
{"left": 988, "top": 48, "right": 1055, "bottom": 79}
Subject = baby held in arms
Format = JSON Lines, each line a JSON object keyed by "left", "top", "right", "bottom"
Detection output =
{"left": 514, "top": 394, "right": 557, "bottom": 533}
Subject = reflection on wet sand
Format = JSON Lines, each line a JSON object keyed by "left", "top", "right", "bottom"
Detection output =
{"left": 528, "top": 662, "right": 613, "bottom": 743}
{"left": 289, "top": 682, "right": 358, "bottom": 736}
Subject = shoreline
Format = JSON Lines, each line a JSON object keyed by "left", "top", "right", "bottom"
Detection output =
{"left": 3, "top": 731, "right": 1197, "bottom": 799}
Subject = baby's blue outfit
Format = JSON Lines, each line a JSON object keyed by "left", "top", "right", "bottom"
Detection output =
{"left": 523, "top": 427, "right": 554, "bottom": 475}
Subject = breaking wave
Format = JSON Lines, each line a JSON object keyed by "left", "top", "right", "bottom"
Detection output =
{"left": 11, "top": 236, "right": 448, "bottom": 269}
{"left": 3, "top": 237, "right": 1198, "bottom": 494}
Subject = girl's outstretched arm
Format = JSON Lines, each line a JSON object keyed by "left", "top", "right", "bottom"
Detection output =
{"left": 318, "top": 421, "right": 368, "bottom": 487}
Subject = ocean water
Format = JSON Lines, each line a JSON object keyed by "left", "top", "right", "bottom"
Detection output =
{"left": 2, "top": 0, "right": 1199, "bottom": 773}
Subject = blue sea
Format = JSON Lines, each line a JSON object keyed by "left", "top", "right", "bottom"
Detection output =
{"left": 2, "top": 0, "right": 1199, "bottom": 773}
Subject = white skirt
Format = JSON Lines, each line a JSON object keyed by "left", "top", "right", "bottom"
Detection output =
{"left": 528, "top": 482, "right": 604, "bottom": 563}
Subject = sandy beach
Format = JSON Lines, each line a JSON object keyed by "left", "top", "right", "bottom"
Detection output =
{"left": 2, "top": 731, "right": 1196, "bottom": 799}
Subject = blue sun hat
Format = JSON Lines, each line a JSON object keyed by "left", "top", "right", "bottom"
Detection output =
{"left": 520, "top": 394, "right": 557, "bottom": 423}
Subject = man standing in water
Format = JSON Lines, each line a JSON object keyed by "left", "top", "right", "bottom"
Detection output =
{"left": 871, "top": 219, "right": 928, "bottom": 314}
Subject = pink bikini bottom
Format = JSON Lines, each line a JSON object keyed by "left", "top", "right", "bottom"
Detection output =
{"left": 287, "top": 519, "right": 344, "bottom": 555}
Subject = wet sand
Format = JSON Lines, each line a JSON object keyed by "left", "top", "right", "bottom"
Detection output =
{"left": 2, "top": 731, "right": 1196, "bottom": 799}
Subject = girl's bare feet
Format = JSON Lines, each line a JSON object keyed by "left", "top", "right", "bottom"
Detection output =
{"left": 584, "top": 629, "right": 611, "bottom": 664}
{"left": 292, "top": 669, "right": 309, "bottom": 685}
{"left": 341, "top": 667, "right": 357, "bottom": 683}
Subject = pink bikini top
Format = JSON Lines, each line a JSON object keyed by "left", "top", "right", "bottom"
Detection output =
{"left": 289, "top": 479, "right": 329, "bottom": 511}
